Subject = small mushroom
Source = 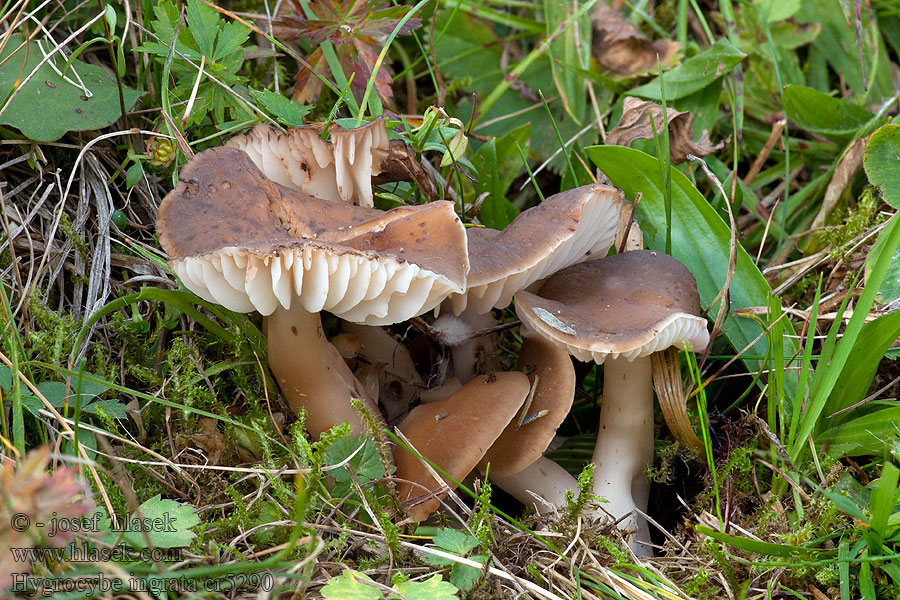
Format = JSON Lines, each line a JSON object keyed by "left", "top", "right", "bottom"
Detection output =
{"left": 226, "top": 117, "right": 435, "bottom": 207}
{"left": 394, "top": 371, "right": 531, "bottom": 521}
{"left": 477, "top": 334, "right": 579, "bottom": 514}
{"left": 514, "top": 250, "right": 709, "bottom": 554}
{"left": 156, "top": 146, "right": 468, "bottom": 439}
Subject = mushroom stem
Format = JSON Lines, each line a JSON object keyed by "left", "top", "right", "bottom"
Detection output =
{"left": 590, "top": 355, "right": 654, "bottom": 556}
{"left": 486, "top": 456, "right": 578, "bottom": 515}
{"left": 266, "top": 303, "right": 383, "bottom": 440}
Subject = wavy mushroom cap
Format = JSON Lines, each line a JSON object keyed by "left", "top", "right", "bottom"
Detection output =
{"left": 226, "top": 118, "right": 433, "bottom": 207}
{"left": 157, "top": 146, "right": 468, "bottom": 325}
{"left": 448, "top": 184, "right": 623, "bottom": 315}
{"left": 514, "top": 250, "right": 710, "bottom": 363}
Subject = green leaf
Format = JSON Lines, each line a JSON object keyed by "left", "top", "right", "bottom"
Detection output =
{"left": 819, "top": 310, "right": 900, "bottom": 427}
{"left": 214, "top": 20, "right": 251, "bottom": 63}
{"left": 185, "top": 0, "right": 219, "bottom": 58}
{"left": 628, "top": 38, "right": 746, "bottom": 101}
{"left": 0, "top": 34, "right": 143, "bottom": 141}
{"left": 324, "top": 436, "right": 385, "bottom": 496}
{"left": 35, "top": 380, "right": 108, "bottom": 408}
{"left": 449, "top": 555, "right": 487, "bottom": 592}
{"left": 585, "top": 145, "right": 797, "bottom": 395}
{"left": 432, "top": 528, "right": 480, "bottom": 556}
{"left": 82, "top": 398, "right": 129, "bottom": 419}
{"left": 125, "top": 162, "right": 144, "bottom": 189}
{"left": 818, "top": 406, "right": 900, "bottom": 456}
{"left": 753, "top": 0, "right": 800, "bottom": 22}
{"left": 391, "top": 574, "right": 459, "bottom": 600}
{"left": 0, "top": 366, "right": 11, "bottom": 391}
{"left": 249, "top": 88, "right": 310, "bottom": 127}
{"left": 473, "top": 124, "right": 529, "bottom": 229}
{"left": 124, "top": 495, "right": 201, "bottom": 549}
{"left": 781, "top": 85, "right": 874, "bottom": 142}
{"left": 322, "top": 570, "right": 383, "bottom": 600}
{"left": 864, "top": 123, "right": 900, "bottom": 209}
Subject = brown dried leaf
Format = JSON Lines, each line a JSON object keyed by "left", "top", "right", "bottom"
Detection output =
{"left": 291, "top": 46, "right": 329, "bottom": 104}
{"left": 606, "top": 97, "right": 725, "bottom": 164}
{"left": 181, "top": 417, "right": 226, "bottom": 465}
{"left": 591, "top": 4, "right": 680, "bottom": 76}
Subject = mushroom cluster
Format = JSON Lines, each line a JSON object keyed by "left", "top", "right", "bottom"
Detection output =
{"left": 155, "top": 117, "right": 711, "bottom": 555}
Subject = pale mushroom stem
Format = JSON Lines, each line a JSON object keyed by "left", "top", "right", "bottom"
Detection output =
{"left": 266, "top": 303, "right": 383, "bottom": 440}
{"left": 486, "top": 456, "right": 578, "bottom": 516}
{"left": 590, "top": 355, "right": 654, "bottom": 556}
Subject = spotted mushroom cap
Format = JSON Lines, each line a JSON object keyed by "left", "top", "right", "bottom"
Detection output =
{"left": 225, "top": 117, "right": 433, "bottom": 208}
{"left": 514, "top": 250, "right": 710, "bottom": 363}
{"left": 157, "top": 146, "right": 468, "bottom": 325}
{"left": 448, "top": 184, "right": 624, "bottom": 315}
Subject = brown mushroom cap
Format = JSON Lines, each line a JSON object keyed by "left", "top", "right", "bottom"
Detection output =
{"left": 514, "top": 250, "right": 710, "bottom": 363}
{"left": 480, "top": 335, "right": 576, "bottom": 476}
{"left": 394, "top": 371, "right": 530, "bottom": 520}
{"left": 448, "top": 184, "right": 623, "bottom": 314}
{"left": 157, "top": 146, "right": 468, "bottom": 325}
{"left": 225, "top": 118, "right": 434, "bottom": 207}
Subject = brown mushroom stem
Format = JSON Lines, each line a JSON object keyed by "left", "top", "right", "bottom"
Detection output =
{"left": 266, "top": 303, "right": 383, "bottom": 439}
{"left": 485, "top": 457, "right": 578, "bottom": 515}
{"left": 590, "top": 355, "right": 654, "bottom": 556}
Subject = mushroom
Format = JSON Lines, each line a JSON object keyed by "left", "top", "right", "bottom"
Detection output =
{"left": 514, "top": 250, "right": 709, "bottom": 554}
{"left": 446, "top": 183, "right": 624, "bottom": 315}
{"left": 394, "top": 371, "right": 531, "bottom": 520}
{"left": 226, "top": 117, "right": 436, "bottom": 207}
{"left": 156, "top": 146, "right": 468, "bottom": 439}
{"left": 430, "top": 183, "right": 623, "bottom": 383}
{"left": 478, "top": 334, "right": 579, "bottom": 515}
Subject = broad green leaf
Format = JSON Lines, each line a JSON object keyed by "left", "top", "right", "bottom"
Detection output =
{"left": 322, "top": 570, "right": 383, "bottom": 600}
{"left": 628, "top": 39, "right": 746, "bottom": 101}
{"left": 781, "top": 85, "right": 874, "bottom": 141}
{"left": 796, "top": 0, "right": 895, "bottom": 99}
{"left": 819, "top": 309, "right": 900, "bottom": 427}
{"left": 544, "top": 0, "right": 590, "bottom": 123}
{"left": 431, "top": 528, "right": 480, "bottom": 557}
{"left": 391, "top": 574, "right": 459, "bottom": 600}
{"left": 586, "top": 145, "right": 797, "bottom": 395}
{"left": 864, "top": 124, "right": 900, "bottom": 209}
{"left": 125, "top": 162, "right": 144, "bottom": 189}
{"left": 449, "top": 555, "right": 487, "bottom": 592}
{"left": 249, "top": 88, "right": 311, "bottom": 127}
{"left": 82, "top": 399, "right": 129, "bottom": 419}
{"left": 0, "top": 366, "right": 11, "bottom": 391}
{"left": 818, "top": 406, "right": 900, "bottom": 456}
{"left": 124, "top": 495, "right": 201, "bottom": 549}
{"left": 35, "top": 380, "right": 108, "bottom": 408}
{"left": 0, "top": 34, "right": 143, "bottom": 141}
{"left": 754, "top": 0, "right": 800, "bottom": 22}
{"left": 324, "top": 436, "right": 385, "bottom": 496}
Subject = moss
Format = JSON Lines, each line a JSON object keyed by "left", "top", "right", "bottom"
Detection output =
{"left": 817, "top": 187, "right": 886, "bottom": 260}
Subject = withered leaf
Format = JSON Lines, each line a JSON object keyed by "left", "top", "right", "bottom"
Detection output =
{"left": 274, "top": 0, "right": 421, "bottom": 104}
{"left": 592, "top": 4, "right": 680, "bottom": 76}
{"left": 606, "top": 97, "right": 725, "bottom": 164}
